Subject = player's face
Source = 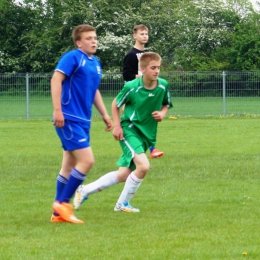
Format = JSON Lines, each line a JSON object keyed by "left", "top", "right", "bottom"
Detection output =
{"left": 134, "top": 29, "right": 149, "bottom": 45}
{"left": 141, "top": 60, "right": 161, "bottom": 81}
{"left": 76, "top": 31, "right": 98, "bottom": 56}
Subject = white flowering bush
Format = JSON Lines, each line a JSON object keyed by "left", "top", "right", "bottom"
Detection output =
{"left": 0, "top": 51, "right": 21, "bottom": 73}
{"left": 97, "top": 31, "right": 133, "bottom": 71}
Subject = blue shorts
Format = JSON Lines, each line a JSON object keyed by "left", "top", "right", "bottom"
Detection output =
{"left": 55, "top": 120, "right": 91, "bottom": 151}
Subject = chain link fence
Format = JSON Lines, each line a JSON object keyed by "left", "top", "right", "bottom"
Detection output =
{"left": 1, "top": 71, "right": 260, "bottom": 119}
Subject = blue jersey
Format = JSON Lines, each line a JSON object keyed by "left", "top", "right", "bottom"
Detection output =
{"left": 55, "top": 49, "right": 102, "bottom": 123}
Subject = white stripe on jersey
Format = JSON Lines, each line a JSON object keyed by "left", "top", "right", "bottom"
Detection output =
{"left": 117, "top": 88, "right": 135, "bottom": 107}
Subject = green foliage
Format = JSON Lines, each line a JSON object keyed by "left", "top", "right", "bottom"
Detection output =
{"left": 1, "top": 0, "right": 260, "bottom": 72}
{"left": 174, "top": 0, "right": 243, "bottom": 71}
{"left": 0, "top": 1, "right": 35, "bottom": 72}
{"left": 224, "top": 14, "right": 260, "bottom": 70}
{"left": 20, "top": 0, "right": 75, "bottom": 72}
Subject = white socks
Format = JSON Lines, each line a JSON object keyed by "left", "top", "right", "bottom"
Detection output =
{"left": 82, "top": 171, "right": 119, "bottom": 196}
{"left": 117, "top": 172, "right": 142, "bottom": 204}
{"left": 81, "top": 171, "right": 143, "bottom": 205}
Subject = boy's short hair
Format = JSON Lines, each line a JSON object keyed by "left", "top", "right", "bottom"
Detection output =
{"left": 72, "top": 24, "right": 96, "bottom": 46}
{"left": 140, "top": 52, "right": 161, "bottom": 68}
{"left": 133, "top": 24, "right": 148, "bottom": 34}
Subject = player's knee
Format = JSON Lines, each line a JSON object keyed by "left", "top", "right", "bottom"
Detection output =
{"left": 137, "top": 162, "right": 150, "bottom": 173}
{"left": 87, "top": 158, "right": 95, "bottom": 168}
{"left": 79, "top": 158, "right": 95, "bottom": 173}
{"left": 117, "top": 168, "right": 131, "bottom": 182}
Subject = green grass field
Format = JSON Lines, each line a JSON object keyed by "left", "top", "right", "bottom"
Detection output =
{"left": 1, "top": 117, "right": 260, "bottom": 259}
{"left": 1, "top": 96, "right": 260, "bottom": 119}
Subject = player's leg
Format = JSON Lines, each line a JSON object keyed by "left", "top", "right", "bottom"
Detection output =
{"left": 51, "top": 151, "right": 76, "bottom": 223}
{"left": 74, "top": 170, "right": 119, "bottom": 210}
{"left": 74, "top": 167, "right": 131, "bottom": 210}
{"left": 59, "top": 147, "right": 94, "bottom": 202}
{"left": 53, "top": 147, "right": 94, "bottom": 223}
{"left": 115, "top": 152, "right": 150, "bottom": 213}
{"left": 52, "top": 120, "right": 93, "bottom": 223}
{"left": 55, "top": 150, "right": 77, "bottom": 201}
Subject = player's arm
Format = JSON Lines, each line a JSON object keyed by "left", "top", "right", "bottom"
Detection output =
{"left": 111, "top": 98, "right": 123, "bottom": 141}
{"left": 152, "top": 84, "right": 173, "bottom": 122}
{"left": 151, "top": 105, "right": 169, "bottom": 122}
{"left": 93, "top": 90, "right": 113, "bottom": 131}
{"left": 51, "top": 71, "right": 66, "bottom": 128}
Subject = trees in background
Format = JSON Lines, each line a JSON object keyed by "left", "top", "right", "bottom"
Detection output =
{"left": 1, "top": 0, "right": 260, "bottom": 72}
{"left": 0, "top": 0, "right": 36, "bottom": 72}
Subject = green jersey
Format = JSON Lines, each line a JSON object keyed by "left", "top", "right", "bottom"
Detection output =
{"left": 116, "top": 77, "right": 172, "bottom": 146}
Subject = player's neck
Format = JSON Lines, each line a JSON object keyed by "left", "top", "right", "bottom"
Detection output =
{"left": 142, "top": 77, "right": 157, "bottom": 90}
{"left": 78, "top": 48, "right": 93, "bottom": 58}
{"left": 134, "top": 42, "right": 145, "bottom": 51}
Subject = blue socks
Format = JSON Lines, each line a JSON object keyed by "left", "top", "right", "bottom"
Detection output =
{"left": 54, "top": 174, "right": 68, "bottom": 216}
{"left": 59, "top": 168, "right": 86, "bottom": 203}
{"left": 150, "top": 147, "right": 155, "bottom": 152}
{"left": 55, "top": 174, "right": 68, "bottom": 201}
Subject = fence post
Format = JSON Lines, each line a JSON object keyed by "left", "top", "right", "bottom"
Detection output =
{"left": 222, "top": 71, "right": 226, "bottom": 116}
{"left": 26, "top": 72, "right": 29, "bottom": 120}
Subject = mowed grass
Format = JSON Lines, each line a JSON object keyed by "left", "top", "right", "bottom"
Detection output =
{"left": 1, "top": 117, "right": 260, "bottom": 259}
{"left": 1, "top": 96, "right": 260, "bottom": 119}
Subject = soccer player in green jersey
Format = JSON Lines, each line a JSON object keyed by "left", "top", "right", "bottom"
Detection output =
{"left": 74, "top": 52, "right": 172, "bottom": 212}
{"left": 123, "top": 24, "right": 164, "bottom": 159}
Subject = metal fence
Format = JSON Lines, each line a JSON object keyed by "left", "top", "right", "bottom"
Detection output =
{"left": 1, "top": 71, "right": 260, "bottom": 119}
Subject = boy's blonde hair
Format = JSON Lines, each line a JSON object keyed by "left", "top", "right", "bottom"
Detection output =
{"left": 140, "top": 52, "right": 161, "bottom": 68}
{"left": 72, "top": 24, "right": 96, "bottom": 47}
{"left": 133, "top": 24, "right": 148, "bottom": 34}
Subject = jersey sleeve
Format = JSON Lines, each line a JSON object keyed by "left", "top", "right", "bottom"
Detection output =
{"left": 163, "top": 89, "right": 173, "bottom": 108}
{"left": 115, "top": 84, "right": 133, "bottom": 108}
{"left": 55, "top": 51, "right": 77, "bottom": 77}
{"left": 162, "top": 81, "right": 173, "bottom": 108}
{"left": 122, "top": 52, "right": 138, "bottom": 81}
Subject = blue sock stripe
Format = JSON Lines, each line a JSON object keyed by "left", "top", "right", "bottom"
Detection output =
{"left": 71, "top": 168, "right": 86, "bottom": 181}
{"left": 57, "top": 174, "right": 68, "bottom": 184}
{"left": 58, "top": 168, "right": 86, "bottom": 203}
{"left": 54, "top": 174, "right": 68, "bottom": 202}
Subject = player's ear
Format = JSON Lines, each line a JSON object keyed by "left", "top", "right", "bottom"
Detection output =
{"left": 75, "top": 40, "right": 82, "bottom": 48}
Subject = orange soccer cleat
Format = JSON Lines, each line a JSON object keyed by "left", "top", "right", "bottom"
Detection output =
{"left": 52, "top": 202, "right": 84, "bottom": 224}
{"left": 150, "top": 148, "right": 164, "bottom": 159}
{"left": 50, "top": 214, "right": 67, "bottom": 223}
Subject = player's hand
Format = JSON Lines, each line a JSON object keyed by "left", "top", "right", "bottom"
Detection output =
{"left": 151, "top": 111, "right": 164, "bottom": 122}
{"left": 113, "top": 125, "right": 124, "bottom": 141}
{"left": 103, "top": 115, "right": 113, "bottom": 131}
{"left": 53, "top": 110, "right": 64, "bottom": 128}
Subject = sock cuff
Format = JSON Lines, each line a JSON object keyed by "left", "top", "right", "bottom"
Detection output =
{"left": 57, "top": 174, "right": 68, "bottom": 184}
{"left": 130, "top": 172, "right": 142, "bottom": 184}
{"left": 71, "top": 168, "right": 86, "bottom": 181}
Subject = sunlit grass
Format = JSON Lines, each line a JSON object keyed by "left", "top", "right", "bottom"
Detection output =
{"left": 1, "top": 117, "right": 260, "bottom": 259}
{"left": 1, "top": 96, "right": 260, "bottom": 119}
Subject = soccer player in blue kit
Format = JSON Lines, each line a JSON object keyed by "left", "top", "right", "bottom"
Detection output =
{"left": 51, "top": 24, "right": 113, "bottom": 224}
